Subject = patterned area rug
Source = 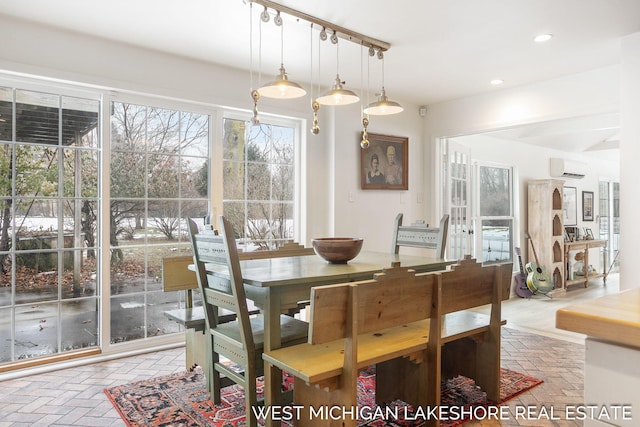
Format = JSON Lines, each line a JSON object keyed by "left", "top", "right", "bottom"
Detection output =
{"left": 105, "top": 367, "right": 542, "bottom": 427}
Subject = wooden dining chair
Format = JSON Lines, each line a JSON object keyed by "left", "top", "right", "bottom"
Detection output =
{"left": 392, "top": 213, "right": 450, "bottom": 258}
{"left": 187, "top": 216, "right": 308, "bottom": 427}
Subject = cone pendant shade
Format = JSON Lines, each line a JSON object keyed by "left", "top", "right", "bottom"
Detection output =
{"left": 259, "top": 65, "right": 307, "bottom": 99}
{"left": 316, "top": 74, "right": 360, "bottom": 106}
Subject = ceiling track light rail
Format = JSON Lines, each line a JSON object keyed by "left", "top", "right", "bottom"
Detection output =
{"left": 248, "top": 0, "right": 391, "bottom": 53}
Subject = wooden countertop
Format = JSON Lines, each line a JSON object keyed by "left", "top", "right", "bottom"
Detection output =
{"left": 556, "top": 288, "right": 640, "bottom": 348}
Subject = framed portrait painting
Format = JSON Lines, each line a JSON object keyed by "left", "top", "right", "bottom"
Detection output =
{"left": 360, "top": 133, "right": 408, "bottom": 190}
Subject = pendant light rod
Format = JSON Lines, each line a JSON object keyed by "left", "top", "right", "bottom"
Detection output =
{"left": 248, "top": 0, "right": 391, "bottom": 53}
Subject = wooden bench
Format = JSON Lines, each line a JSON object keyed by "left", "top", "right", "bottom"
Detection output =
{"left": 162, "top": 255, "right": 207, "bottom": 371}
{"left": 376, "top": 255, "right": 512, "bottom": 419}
{"left": 263, "top": 262, "right": 436, "bottom": 426}
{"left": 263, "top": 256, "right": 512, "bottom": 427}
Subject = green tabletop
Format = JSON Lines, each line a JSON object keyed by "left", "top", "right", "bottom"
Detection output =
{"left": 204, "top": 251, "right": 454, "bottom": 288}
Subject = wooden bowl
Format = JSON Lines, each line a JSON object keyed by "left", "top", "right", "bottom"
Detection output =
{"left": 312, "top": 238, "right": 364, "bottom": 264}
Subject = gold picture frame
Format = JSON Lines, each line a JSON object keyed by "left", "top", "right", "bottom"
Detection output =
{"left": 360, "top": 133, "right": 408, "bottom": 190}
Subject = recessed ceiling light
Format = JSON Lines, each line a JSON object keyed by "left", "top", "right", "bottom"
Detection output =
{"left": 490, "top": 79, "right": 504, "bottom": 86}
{"left": 534, "top": 34, "right": 553, "bottom": 43}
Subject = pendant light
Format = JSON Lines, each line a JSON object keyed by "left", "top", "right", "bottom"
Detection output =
{"left": 364, "top": 52, "right": 403, "bottom": 115}
{"left": 249, "top": 3, "right": 260, "bottom": 125}
{"left": 310, "top": 24, "right": 320, "bottom": 135}
{"left": 316, "top": 32, "right": 359, "bottom": 106}
{"left": 259, "top": 11, "right": 306, "bottom": 99}
{"left": 360, "top": 44, "right": 370, "bottom": 148}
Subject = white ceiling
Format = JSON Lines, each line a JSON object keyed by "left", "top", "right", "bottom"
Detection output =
{"left": 1, "top": 0, "right": 638, "bottom": 156}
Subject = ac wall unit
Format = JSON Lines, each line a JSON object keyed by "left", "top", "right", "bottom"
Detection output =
{"left": 549, "top": 158, "right": 586, "bottom": 179}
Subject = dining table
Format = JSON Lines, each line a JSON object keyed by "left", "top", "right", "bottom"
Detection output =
{"left": 200, "top": 250, "right": 455, "bottom": 426}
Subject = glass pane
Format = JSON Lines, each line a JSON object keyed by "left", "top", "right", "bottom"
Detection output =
{"left": 61, "top": 199, "right": 82, "bottom": 242}
{"left": 481, "top": 219, "right": 513, "bottom": 264}
{"left": 247, "top": 162, "right": 270, "bottom": 201}
{"left": 61, "top": 250, "right": 98, "bottom": 299}
{"left": 110, "top": 150, "right": 146, "bottom": 198}
{"left": 149, "top": 200, "right": 180, "bottom": 241}
{"left": 111, "top": 102, "right": 147, "bottom": 151}
{"left": 146, "top": 248, "right": 164, "bottom": 293}
{"left": 223, "top": 118, "right": 245, "bottom": 161}
{"left": 16, "top": 90, "right": 59, "bottom": 145}
{"left": 182, "top": 156, "right": 207, "bottom": 198}
{"left": 273, "top": 164, "right": 294, "bottom": 200}
{"left": 272, "top": 202, "right": 294, "bottom": 240}
{"left": 223, "top": 160, "right": 245, "bottom": 200}
{"left": 78, "top": 199, "right": 98, "bottom": 256}
{"left": 147, "top": 290, "right": 182, "bottom": 336}
{"left": 223, "top": 201, "right": 246, "bottom": 239}
{"left": 110, "top": 199, "right": 146, "bottom": 245}
{"left": 271, "top": 125, "right": 295, "bottom": 164}
{"left": 479, "top": 166, "right": 510, "bottom": 216}
{"left": 61, "top": 298, "right": 98, "bottom": 350}
{"left": 182, "top": 201, "right": 209, "bottom": 228}
{"left": 0, "top": 143, "right": 12, "bottom": 199}
{"left": 247, "top": 124, "right": 271, "bottom": 163}
{"left": 148, "top": 153, "right": 179, "bottom": 198}
{"left": 15, "top": 198, "right": 59, "bottom": 236}
{"left": 62, "top": 148, "right": 99, "bottom": 198}
{"left": 0, "top": 307, "right": 12, "bottom": 362}
{"left": 61, "top": 96, "right": 99, "bottom": 148}
{"left": 0, "top": 253, "right": 12, "bottom": 306}
{"left": 247, "top": 202, "right": 272, "bottom": 244}
{"left": 181, "top": 112, "right": 209, "bottom": 157}
{"left": 15, "top": 303, "right": 59, "bottom": 358}
{"left": 110, "top": 246, "right": 146, "bottom": 295}
{"left": 14, "top": 251, "right": 59, "bottom": 304}
{"left": 147, "top": 107, "right": 180, "bottom": 154}
{"left": 0, "top": 87, "right": 12, "bottom": 142}
{"left": 110, "top": 294, "right": 145, "bottom": 343}
{"left": 15, "top": 146, "right": 59, "bottom": 197}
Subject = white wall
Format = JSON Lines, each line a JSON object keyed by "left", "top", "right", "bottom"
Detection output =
{"left": 619, "top": 32, "right": 640, "bottom": 291}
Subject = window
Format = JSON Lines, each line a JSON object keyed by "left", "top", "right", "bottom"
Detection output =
{"left": 0, "top": 87, "right": 100, "bottom": 362}
{"left": 109, "top": 102, "right": 209, "bottom": 344}
{"left": 0, "top": 79, "right": 302, "bottom": 369}
{"left": 222, "top": 117, "right": 297, "bottom": 251}
{"left": 476, "top": 164, "right": 514, "bottom": 264}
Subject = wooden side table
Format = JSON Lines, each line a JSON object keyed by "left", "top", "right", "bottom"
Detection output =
{"left": 563, "top": 239, "right": 607, "bottom": 288}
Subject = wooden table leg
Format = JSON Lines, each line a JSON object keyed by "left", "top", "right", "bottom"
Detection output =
{"left": 583, "top": 248, "right": 589, "bottom": 287}
{"left": 264, "top": 288, "right": 283, "bottom": 427}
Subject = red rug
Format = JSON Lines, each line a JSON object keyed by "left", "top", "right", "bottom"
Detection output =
{"left": 105, "top": 367, "right": 542, "bottom": 426}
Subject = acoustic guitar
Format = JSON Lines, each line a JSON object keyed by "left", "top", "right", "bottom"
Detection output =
{"left": 524, "top": 233, "right": 554, "bottom": 295}
{"left": 514, "top": 247, "right": 533, "bottom": 298}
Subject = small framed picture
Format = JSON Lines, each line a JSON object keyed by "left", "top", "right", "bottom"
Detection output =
{"left": 582, "top": 191, "right": 594, "bottom": 221}
{"left": 585, "top": 228, "right": 594, "bottom": 240}
{"left": 360, "top": 133, "right": 408, "bottom": 190}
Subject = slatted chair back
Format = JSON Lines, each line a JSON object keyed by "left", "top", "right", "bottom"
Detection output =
{"left": 392, "top": 213, "right": 450, "bottom": 258}
{"left": 187, "top": 216, "right": 307, "bottom": 427}
{"left": 188, "top": 217, "right": 254, "bottom": 354}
